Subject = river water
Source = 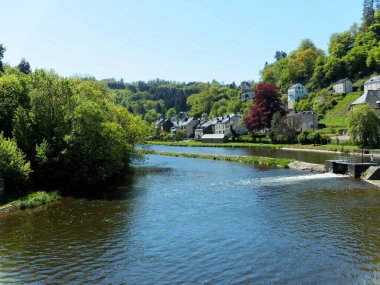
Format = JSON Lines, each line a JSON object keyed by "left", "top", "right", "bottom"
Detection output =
{"left": 147, "top": 144, "right": 346, "bottom": 164}
{"left": 1, "top": 153, "right": 380, "bottom": 284}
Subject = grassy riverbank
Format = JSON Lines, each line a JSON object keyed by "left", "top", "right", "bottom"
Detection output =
{"left": 143, "top": 149, "right": 293, "bottom": 168}
{"left": 146, "top": 140, "right": 362, "bottom": 153}
{"left": 0, "top": 191, "right": 61, "bottom": 212}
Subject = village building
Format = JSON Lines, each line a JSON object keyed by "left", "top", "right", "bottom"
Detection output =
{"left": 287, "top": 83, "right": 307, "bottom": 109}
{"left": 155, "top": 118, "right": 174, "bottom": 133}
{"left": 171, "top": 117, "right": 199, "bottom": 138}
{"left": 240, "top": 81, "right": 254, "bottom": 102}
{"left": 215, "top": 114, "right": 240, "bottom": 135}
{"left": 350, "top": 90, "right": 380, "bottom": 116}
{"left": 194, "top": 119, "right": 216, "bottom": 140}
{"left": 364, "top": 75, "right": 380, "bottom": 92}
{"left": 201, "top": 134, "right": 228, "bottom": 143}
{"left": 286, "top": 111, "right": 318, "bottom": 132}
{"left": 333, "top": 78, "right": 353, "bottom": 94}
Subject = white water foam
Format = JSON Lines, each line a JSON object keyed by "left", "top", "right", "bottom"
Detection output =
{"left": 239, "top": 173, "right": 348, "bottom": 187}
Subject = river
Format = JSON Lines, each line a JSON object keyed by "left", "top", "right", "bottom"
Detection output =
{"left": 1, "top": 153, "right": 380, "bottom": 284}
{"left": 146, "top": 144, "right": 351, "bottom": 164}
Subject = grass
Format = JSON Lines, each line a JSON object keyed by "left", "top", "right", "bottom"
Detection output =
{"left": 142, "top": 149, "right": 293, "bottom": 168}
{"left": 19, "top": 191, "right": 61, "bottom": 209}
{"left": 320, "top": 92, "right": 362, "bottom": 127}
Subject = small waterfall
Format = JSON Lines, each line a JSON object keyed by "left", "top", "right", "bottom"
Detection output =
{"left": 239, "top": 173, "right": 348, "bottom": 187}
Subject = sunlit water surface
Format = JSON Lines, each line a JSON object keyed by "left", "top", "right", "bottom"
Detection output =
{"left": 1, "top": 154, "right": 380, "bottom": 284}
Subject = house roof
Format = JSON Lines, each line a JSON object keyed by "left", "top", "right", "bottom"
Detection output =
{"left": 201, "top": 134, "right": 226, "bottom": 139}
{"left": 365, "top": 75, "right": 380, "bottom": 84}
{"left": 351, "top": 90, "right": 380, "bottom": 106}
{"left": 334, "top": 78, "right": 351, "bottom": 85}
{"left": 288, "top": 83, "right": 304, "bottom": 89}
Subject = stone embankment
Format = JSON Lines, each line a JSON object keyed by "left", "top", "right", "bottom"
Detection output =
{"left": 288, "top": 161, "right": 325, "bottom": 173}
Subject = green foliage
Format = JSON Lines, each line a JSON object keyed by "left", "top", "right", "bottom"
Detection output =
{"left": 0, "top": 133, "right": 31, "bottom": 191}
{"left": 20, "top": 191, "right": 61, "bottom": 209}
{"left": 347, "top": 104, "right": 380, "bottom": 147}
{"left": 0, "top": 53, "right": 147, "bottom": 191}
{"left": 320, "top": 92, "right": 362, "bottom": 127}
{"left": 174, "top": 130, "right": 187, "bottom": 141}
{"left": 0, "top": 44, "right": 5, "bottom": 73}
{"left": 297, "top": 131, "right": 310, "bottom": 144}
{"left": 17, "top": 58, "right": 31, "bottom": 74}
{"left": 269, "top": 112, "right": 298, "bottom": 144}
{"left": 307, "top": 132, "right": 322, "bottom": 145}
{"left": 262, "top": 8, "right": 380, "bottom": 93}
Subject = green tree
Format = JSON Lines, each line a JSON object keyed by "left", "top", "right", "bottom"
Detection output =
{"left": 0, "top": 74, "right": 29, "bottom": 137}
{"left": 328, "top": 31, "right": 354, "bottom": 58}
{"left": 0, "top": 133, "right": 31, "bottom": 191}
{"left": 17, "top": 58, "right": 31, "bottom": 74}
{"left": 0, "top": 44, "right": 5, "bottom": 73}
{"left": 347, "top": 104, "right": 380, "bottom": 147}
{"left": 165, "top": 107, "right": 176, "bottom": 119}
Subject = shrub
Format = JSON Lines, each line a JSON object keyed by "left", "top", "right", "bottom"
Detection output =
{"left": 20, "top": 191, "right": 61, "bottom": 209}
{"left": 297, "top": 131, "right": 310, "bottom": 144}
{"left": 307, "top": 132, "right": 321, "bottom": 145}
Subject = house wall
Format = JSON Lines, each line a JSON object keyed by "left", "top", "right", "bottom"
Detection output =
{"left": 288, "top": 84, "right": 307, "bottom": 105}
{"left": 185, "top": 120, "right": 199, "bottom": 138}
{"left": 364, "top": 81, "right": 380, "bottom": 92}
{"left": 334, "top": 81, "right": 353, "bottom": 93}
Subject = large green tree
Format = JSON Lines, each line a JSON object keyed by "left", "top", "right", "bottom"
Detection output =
{"left": 347, "top": 104, "right": 380, "bottom": 147}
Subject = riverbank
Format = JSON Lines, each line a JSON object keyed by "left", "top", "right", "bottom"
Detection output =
{"left": 145, "top": 140, "right": 380, "bottom": 156}
{"left": 144, "top": 150, "right": 324, "bottom": 172}
{"left": 143, "top": 149, "right": 292, "bottom": 168}
{"left": 0, "top": 191, "right": 61, "bottom": 216}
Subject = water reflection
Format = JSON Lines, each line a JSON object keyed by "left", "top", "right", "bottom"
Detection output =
{"left": 0, "top": 155, "right": 380, "bottom": 284}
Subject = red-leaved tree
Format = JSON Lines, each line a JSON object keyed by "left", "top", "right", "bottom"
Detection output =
{"left": 244, "top": 83, "right": 286, "bottom": 132}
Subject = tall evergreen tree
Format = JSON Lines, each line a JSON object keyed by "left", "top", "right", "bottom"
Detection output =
{"left": 0, "top": 44, "right": 5, "bottom": 73}
{"left": 17, "top": 58, "right": 31, "bottom": 74}
{"left": 363, "top": 0, "right": 375, "bottom": 28}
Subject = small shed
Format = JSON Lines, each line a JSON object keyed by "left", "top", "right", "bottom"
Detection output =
{"left": 201, "top": 134, "right": 227, "bottom": 143}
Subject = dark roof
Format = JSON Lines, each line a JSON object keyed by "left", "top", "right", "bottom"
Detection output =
{"left": 334, "top": 78, "right": 351, "bottom": 85}
{"left": 351, "top": 90, "right": 380, "bottom": 108}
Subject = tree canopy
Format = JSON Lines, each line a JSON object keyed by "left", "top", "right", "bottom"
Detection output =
{"left": 244, "top": 83, "right": 286, "bottom": 132}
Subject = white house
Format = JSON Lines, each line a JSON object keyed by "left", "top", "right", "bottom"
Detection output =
{"left": 333, "top": 78, "right": 352, "bottom": 94}
{"left": 287, "top": 83, "right": 307, "bottom": 109}
{"left": 215, "top": 114, "right": 238, "bottom": 135}
{"left": 364, "top": 75, "right": 380, "bottom": 92}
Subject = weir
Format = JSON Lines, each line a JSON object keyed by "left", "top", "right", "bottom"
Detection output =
{"left": 325, "top": 160, "right": 378, "bottom": 178}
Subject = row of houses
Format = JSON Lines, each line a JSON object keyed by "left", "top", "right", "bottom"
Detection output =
{"left": 155, "top": 113, "right": 248, "bottom": 142}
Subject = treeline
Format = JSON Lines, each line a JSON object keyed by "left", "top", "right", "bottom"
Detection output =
{"left": 263, "top": 1, "right": 380, "bottom": 94}
{"left": 111, "top": 78, "right": 253, "bottom": 126}
{"left": 0, "top": 45, "right": 147, "bottom": 193}
{"left": 112, "top": 79, "right": 207, "bottom": 123}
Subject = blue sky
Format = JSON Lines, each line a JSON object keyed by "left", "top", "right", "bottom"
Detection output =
{"left": 1, "top": 0, "right": 362, "bottom": 83}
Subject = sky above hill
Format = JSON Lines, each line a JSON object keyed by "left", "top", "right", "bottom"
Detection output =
{"left": 1, "top": 0, "right": 362, "bottom": 83}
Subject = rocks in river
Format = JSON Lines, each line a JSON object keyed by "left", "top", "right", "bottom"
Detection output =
{"left": 288, "top": 161, "right": 325, "bottom": 173}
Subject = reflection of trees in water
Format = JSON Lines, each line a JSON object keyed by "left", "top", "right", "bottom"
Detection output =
{"left": 0, "top": 165, "right": 169, "bottom": 283}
